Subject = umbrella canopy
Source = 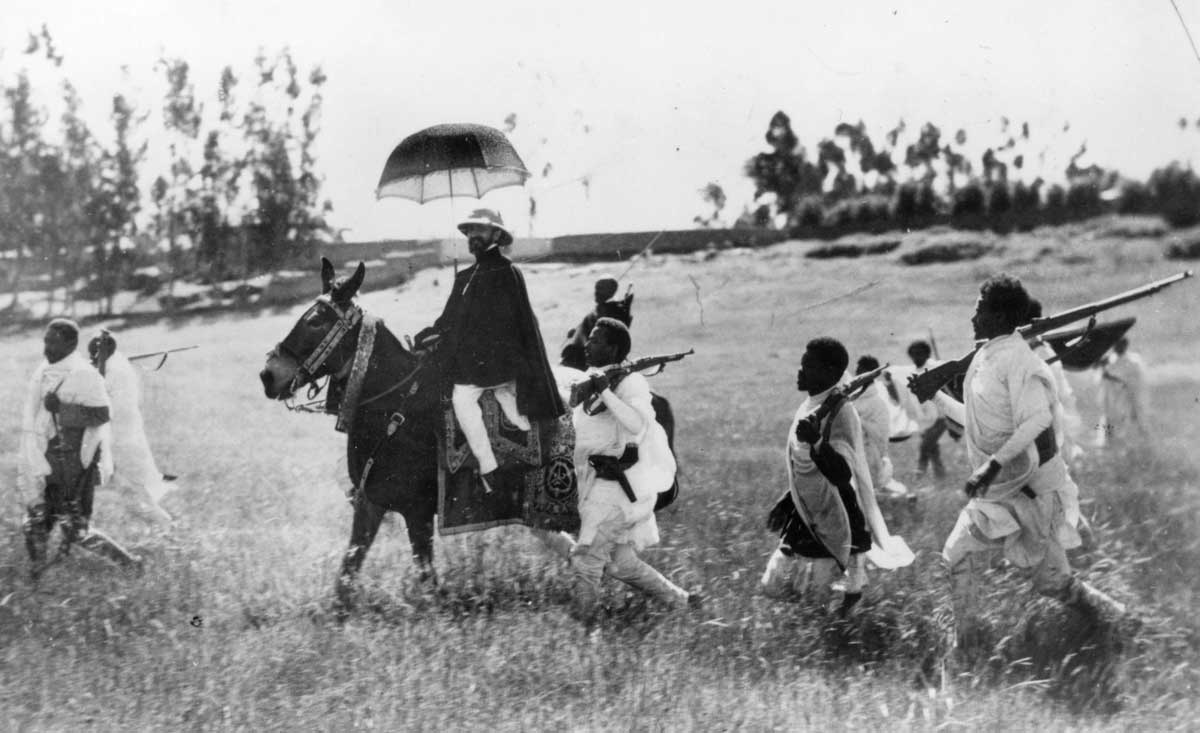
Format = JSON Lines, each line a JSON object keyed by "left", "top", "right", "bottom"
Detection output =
{"left": 376, "top": 123, "right": 531, "bottom": 203}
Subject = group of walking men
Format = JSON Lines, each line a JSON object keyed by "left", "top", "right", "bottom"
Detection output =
{"left": 412, "top": 207, "right": 1132, "bottom": 635}
{"left": 17, "top": 205, "right": 1137, "bottom": 640}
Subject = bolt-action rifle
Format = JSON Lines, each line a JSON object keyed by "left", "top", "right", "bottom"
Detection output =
{"left": 798, "top": 362, "right": 890, "bottom": 431}
{"left": 909, "top": 270, "right": 1193, "bottom": 403}
{"left": 569, "top": 349, "right": 694, "bottom": 413}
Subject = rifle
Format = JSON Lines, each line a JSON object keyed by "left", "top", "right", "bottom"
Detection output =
{"left": 569, "top": 349, "right": 694, "bottom": 412}
{"left": 802, "top": 363, "right": 890, "bottom": 427}
{"left": 127, "top": 345, "right": 199, "bottom": 371}
{"left": 909, "top": 270, "right": 1193, "bottom": 402}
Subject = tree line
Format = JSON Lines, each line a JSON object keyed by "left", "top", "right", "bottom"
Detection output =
{"left": 0, "top": 27, "right": 330, "bottom": 317}
{"left": 695, "top": 111, "right": 1200, "bottom": 234}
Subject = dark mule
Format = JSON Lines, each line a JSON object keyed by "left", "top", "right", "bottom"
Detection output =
{"left": 260, "top": 259, "right": 443, "bottom": 614}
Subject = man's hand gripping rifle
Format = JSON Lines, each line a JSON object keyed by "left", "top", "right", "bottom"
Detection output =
{"left": 569, "top": 349, "right": 695, "bottom": 414}
{"left": 794, "top": 363, "right": 888, "bottom": 444}
{"left": 908, "top": 270, "right": 1194, "bottom": 403}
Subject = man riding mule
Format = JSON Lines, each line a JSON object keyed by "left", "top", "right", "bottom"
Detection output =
{"left": 262, "top": 256, "right": 591, "bottom": 611}
{"left": 260, "top": 258, "right": 692, "bottom": 617}
{"left": 414, "top": 208, "right": 564, "bottom": 493}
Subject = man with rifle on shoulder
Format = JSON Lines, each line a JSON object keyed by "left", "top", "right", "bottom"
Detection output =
{"left": 918, "top": 274, "right": 1133, "bottom": 653}
{"left": 88, "top": 329, "right": 175, "bottom": 524}
{"left": 761, "top": 338, "right": 912, "bottom": 616}
{"left": 566, "top": 317, "right": 700, "bottom": 620}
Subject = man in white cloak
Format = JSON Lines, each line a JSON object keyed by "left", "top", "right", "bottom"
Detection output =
{"left": 19, "top": 319, "right": 141, "bottom": 577}
{"left": 762, "top": 338, "right": 912, "bottom": 616}
{"left": 924, "top": 275, "right": 1128, "bottom": 648}
{"left": 1098, "top": 337, "right": 1150, "bottom": 448}
{"left": 567, "top": 318, "right": 698, "bottom": 619}
{"left": 88, "top": 330, "right": 173, "bottom": 523}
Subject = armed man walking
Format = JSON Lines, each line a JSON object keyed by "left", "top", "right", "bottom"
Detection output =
{"left": 415, "top": 208, "right": 563, "bottom": 492}
{"left": 18, "top": 319, "right": 142, "bottom": 578}
{"left": 560, "top": 277, "right": 634, "bottom": 370}
{"left": 762, "top": 338, "right": 910, "bottom": 615}
{"left": 568, "top": 317, "right": 698, "bottom": 619}
{"left": 851, "top": 355, "right": 910, "bottom": 499}
{"left": 921, "top": 275, "right": 1129, "bottom": 650}
{"left": 88, "top": 329, "right": 174, "bottom": 524}
{"left": 906, "top": 340, "right": 959, "bottom": 480}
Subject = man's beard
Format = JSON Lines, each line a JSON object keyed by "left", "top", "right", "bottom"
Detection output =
{"left": 468, "top": 236, "right": 492, "bottom": 255}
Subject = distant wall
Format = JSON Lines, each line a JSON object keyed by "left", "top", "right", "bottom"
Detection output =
{"left": 317, "top": 242, "right": 442, "bottom": 291}
{"left": 548, "top": 228, "right": 789, "bottom": 262}
{"left": 327, "top": 228, "right": 791, "bottom": 275}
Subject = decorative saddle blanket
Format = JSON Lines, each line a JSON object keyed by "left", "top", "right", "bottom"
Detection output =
{"left": 437, "top": 392, "right": 579, "bottom": 536}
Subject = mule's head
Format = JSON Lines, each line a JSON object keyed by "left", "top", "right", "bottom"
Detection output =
{"left": 260, "top": 257, "right": 366, "bottom": 400}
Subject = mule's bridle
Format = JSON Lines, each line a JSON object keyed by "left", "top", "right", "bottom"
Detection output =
{"left": 273, "top": 296, "right": 427, "bottom": 415}
{"left": 273, "top": 296, "right": 363, "bottom": 399}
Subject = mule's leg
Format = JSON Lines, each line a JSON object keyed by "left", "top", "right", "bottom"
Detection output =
{"left": 403, "top": 485, "right": 438, "bottom": 584}
{"left": 334, "top": 498, "right": 387, "bottom": 618}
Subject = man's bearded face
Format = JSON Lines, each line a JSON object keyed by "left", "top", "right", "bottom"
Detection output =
{"left": 464, "top": 225, "right": 497, "bottom": 255}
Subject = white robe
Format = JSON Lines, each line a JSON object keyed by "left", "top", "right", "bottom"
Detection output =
{"left": 1100, "top": 350, "right": 1149, "bottom": 443}
{"left": 572, "top": 371, "right": 675, "bottom": 550}
{"left": 103, "top": 351, "right": 168, "bottom": 502}
{"left": 787, "top": 385, "right": 912, "bottom": 570}
{"left": 18, "top": 352, "right": 113, "bottom": 498}
{"left": 851, "top": 382, "right": 897, "bottom": 490}
{"left": 1032, "top": 340, "right": 1084, "bottom": 462}
{"left": 936, "top": 332, "right": 1079, "bottom": 566}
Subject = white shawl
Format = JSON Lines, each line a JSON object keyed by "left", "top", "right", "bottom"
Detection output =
{"left": 787, "top": 386, "right": 913, "bottom": 570}
{"left": 18, "top": 352, "right": 113, "bottom": 498}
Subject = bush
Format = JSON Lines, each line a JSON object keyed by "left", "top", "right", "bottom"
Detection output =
{"left": 1166, "top": 235, "right": 1200, "bottom": 259}
{"left": 792, "top": 195, "right": 824, "bottom": 229}
{"left": 1149, "top": 163, "right": 1200, "bottom": 228}
{"left": 1012, "top": 181, "right": 1040, "bottom": 214}
{"left": 987, "top": 183, "right": 1012, "bottom": 217}
{"left": 890, "top": 181, "right": 938, "bottom": 223}
{"left": 855, "top": 195, "right": 891, "bottom": 226}
{"left": 899, "top": 240, "right": 993, "bottom": 265}
{"left": 1065, "top": 181, "right": 1101, "bottom": 216}
{"left": 951, "top": 182, "right": 986, "bottom": 218}
{"left": 823, "top": 199, "right": 856, "bottom": 228}
{"left": 805, "top": 239, "right": 901, "bottom": 259}
{"left": 1044, "top": 184, "right": 1066, "bottom": 211}
{"left": 1116, "top": 180, "right": 1153, "bottom": 215}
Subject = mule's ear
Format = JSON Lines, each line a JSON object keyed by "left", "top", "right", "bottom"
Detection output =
{"left": 333, "top": 261, "right": 366, "bottom": 303}
{"left": 320, "top": 257, "right": 336, "bottom": 294}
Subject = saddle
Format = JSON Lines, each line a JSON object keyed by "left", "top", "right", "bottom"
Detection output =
{"left": 442, "top": 391, "right": 544, "bottom": 474}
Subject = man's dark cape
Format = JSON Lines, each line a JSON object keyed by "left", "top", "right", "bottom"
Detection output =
{"left": 431, "top": 247, "right": 564, "bottom": 419}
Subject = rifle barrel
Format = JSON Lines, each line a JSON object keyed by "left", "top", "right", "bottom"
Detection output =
{"left": 1022, "top": 270, "right": 1192, "bottom": 337}
{"left": 128, "top": 345, "right": 199, "bottom": 362}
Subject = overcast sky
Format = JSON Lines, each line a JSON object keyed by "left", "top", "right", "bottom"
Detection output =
{"left": 5, "top": 0, "right": 1200, "bottom": 241}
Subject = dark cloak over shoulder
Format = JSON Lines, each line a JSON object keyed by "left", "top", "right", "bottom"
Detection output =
{"left": 430, "top": 247, "right": 564, "bottom": 420}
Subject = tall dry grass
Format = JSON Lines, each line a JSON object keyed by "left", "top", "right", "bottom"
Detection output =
{"left": 1, "top": 221, "right": 1198, "bottom": 730}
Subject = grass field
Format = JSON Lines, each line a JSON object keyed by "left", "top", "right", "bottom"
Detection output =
{"left": 2, "top": 216, "right": 1199, "bottom": 731}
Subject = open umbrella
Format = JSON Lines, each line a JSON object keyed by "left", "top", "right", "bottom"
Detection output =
{"left": 376, "top": 123, "right": 531, "bottom": 203}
